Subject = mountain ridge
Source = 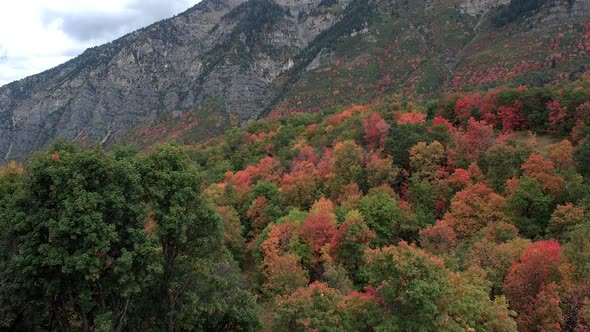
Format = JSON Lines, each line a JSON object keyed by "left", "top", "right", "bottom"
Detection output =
{"left": 1, "top": 0, "right": 589, "bottom": 161}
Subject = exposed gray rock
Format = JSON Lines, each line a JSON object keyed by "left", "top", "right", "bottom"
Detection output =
{"left": 460, "top": 0, "right": 510, "bottom": 16}
{"left": 0, "top": 0, "right": 341, "bottom": 160}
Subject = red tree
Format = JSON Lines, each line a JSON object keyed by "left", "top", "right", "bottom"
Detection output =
{"left": 504, "top": 240, "right": 566, "bottom": 330}
{"left": 498, "top": 101, "right": 526, "bottom": 131}
{"left": 522, "top": 153, "right": 564, "bottom": 198}
{"left": 364, "top": 112, "right": 390, "bottom": 149}
{"left": 397, "top": 110, "right": 427, "bottom": 125}
{"left": 301, "top": 199, "right": 338, "bottom": 254}
{"left": 455, "top": 118, "right": 496, "bottom": 162}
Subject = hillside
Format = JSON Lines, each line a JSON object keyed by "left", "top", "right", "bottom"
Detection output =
{"left": 1, "top": 0, "right": 589, "bottom": 160}
{"left": 2, "top": 77, "right": 590, "bottom": 330}
{"left": 1, "top": 0, "right": 590, "bottom": 328}
{"left": 0, "top": 0, "right": 342, "bottom": 160}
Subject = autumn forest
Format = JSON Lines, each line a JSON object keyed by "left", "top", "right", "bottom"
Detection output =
{"left": 1, "top": 80, "right": 590, "bottom": 331}
{"left": 1, "top": 0, "right": 590, "bottom": 330}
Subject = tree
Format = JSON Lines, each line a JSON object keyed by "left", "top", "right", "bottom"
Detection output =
{"left": 361, "top": 243, "right": 451, "bottom": 331}
{"left": 270, "top": 282, "right": 345, "bottom": 331}
{"left": 454, "top": 95, "right": 481, "bottom": 123}
{"left": 547, "top": 140, "right": 575, "bottom": 174}
{"left": 516, "top": 88, "right": 555, "bottom": 133}
{"left": 521, "top": 153, "right": 564, "bottom": 199}
{"left": 464, "top": 237, "right": 530, "bottom": 297}
{"left": 575, "top": 138, "right": 590, "bottom": 178}
{"left": 563, "top": 221, "right": 590, "bottom": 284}
{"left": 385, "top": 123, "right": 432, "bottom": 168}
{"left": 336, "top": 182, "right": 363, "bottom": 212}
{"left": 546, "top": 203, "right": 586, "bottom": 242}
{"left": 262, "top": 253, "right": 310, "bottom": 297}
{"left": 407, "top": 174, "right": 438, "bottom": 225}
{"left": 156, "top": 250, "right": 260, "bottom": 332}
{"left": 361, "top": 242, "right": 515, "bottom": 330}
{"left": 455, "top": 118, "right": 496, "bottom": 164}
{"left": 443, "top": 269, "right": 517, "bottom": 331}
{"left": 507, "top": 176, "right": 554, "bottom": 239}
{"left": 214, "top": 205, "right": 247, "bottom": 263}
{"left": 0, "top": 162, "right": 40, "bottom": 329}
{"left": 443, "top": 184, "right": 509, "bottom": 240}
{"left": 0, "top": 143, "right": 157, "bottom": 331}
{"left": 332, "top": 140, "right": 364, "bottom": 185}
{"left": 576, "top": 298, "right": 590, "bottom": 331}
{"left": 448, "top": 167, "right": 471, "bottom": 189}
{"left": 243, "top": 180, "right": 283, "bottom": 238}
{"left": 504, "top": 240, "right": 566, "bottom": 330}
{"left": 481, "top": 143, "right": 531, "bottom": 192}
{"left": 363, "top": 112, "right": 390, "bottom": 149}
{"left": 419, "top": 220, "right": 458, "bottom": 255}
{"left": 328, "top": 210, "right": 376, "bottom": 282}
{"left": 498, "top": 101, "right": 526, "bottom": 132}
{"left": 300, "top": 199, "right": 338, "bottom": 255}
{"left": 397, "top": 110, "right": 427, "bottom": 125}
{"left": 409, "top": 140, "right": 446, "bottom": 181}
{"left": 365, "top": 152, "right": 397, "bottom": 189}
{"left": 518, "top": 283, "right": 564, "bottom": 332}
{"left": 281, "top": 167, "right": 318, "bottom": 210}
{"left": 270, "top": 282, "right": 382, "bottom": 331}
{"left": 139, "top": 144, "right": 226, "bottom": 331}
{"left": 259, "top": 222, "right": 310, "bottom": 296}
{"left": 359, "top": 188, "right": 404, "bottom": 246}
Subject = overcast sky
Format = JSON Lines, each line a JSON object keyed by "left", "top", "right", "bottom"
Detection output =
{"left": 0, "top": 0, "right": 201, "bottom": 87}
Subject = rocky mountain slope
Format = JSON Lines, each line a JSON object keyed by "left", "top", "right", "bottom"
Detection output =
{"left": 0, "top": 0, "right": 343, "bottom": 160}
{"left": 0, "top": 0, "right": 589, "bottom": 160}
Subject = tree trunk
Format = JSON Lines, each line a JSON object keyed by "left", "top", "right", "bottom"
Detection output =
{"left": 49, "top": 296, "right": 71, "bottom": 332}
{"left": 80, "top": 312, "right": 91, "bottom": 332}
{"left": 160, "top": 241, "right": 177, "bottom": 332}
{"left": 112, "top": 298, "right": 130, "bottom": 332}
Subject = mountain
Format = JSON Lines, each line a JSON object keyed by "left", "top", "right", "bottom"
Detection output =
{"left": 1, "top": 0, "right": 589, "bottom": 160}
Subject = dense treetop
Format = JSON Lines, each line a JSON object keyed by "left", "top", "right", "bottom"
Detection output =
{"left": 2, "top": 78, "right": 590, "bottom": 330}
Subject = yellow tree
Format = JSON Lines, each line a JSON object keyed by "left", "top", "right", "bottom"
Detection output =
{"left": 409, "top": 140, "right": 446, "bottom": 181}
{"left": 443, "top": 183, "right": 509, "bottom": 240}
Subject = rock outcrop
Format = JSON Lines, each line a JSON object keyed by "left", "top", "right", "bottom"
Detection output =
{"left": 460, "top": 0, "right": 510, "bottom": 16}
{"left": 0, "top": 0, "right": 343, "bottom": 160}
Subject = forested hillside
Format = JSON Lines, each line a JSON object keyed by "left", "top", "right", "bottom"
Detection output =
{"left": 2, "top": 0, "right": 590, "bottom": 330}
{"left": 2, "top": 76, "right": 590, "bottom": 330}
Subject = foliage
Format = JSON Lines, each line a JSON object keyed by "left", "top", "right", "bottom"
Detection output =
{"left": 358, "top": 188, "right": 404, "bottom": 246}
{"left": 0, "top": 143, "right": 259, "bottom": 331}
{"left": 504, "top": 240, "right": 567, "bottom": 331}
{"left": 3, "top": 80, "right": 590, "bottom": 329}
{"left": 0, "top": 143, "right": 157, "bottom": 331}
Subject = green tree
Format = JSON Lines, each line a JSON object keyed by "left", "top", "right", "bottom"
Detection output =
{"left": 362, "top": 243, "right": 516, "bottom": 331}
{"left": 575, "top": 137, "right": 590, "bottom": 178}
{"left": 0, "top": 143, "right": 157, "bottom": 331}
{"left": 328, "top": 210, "right": 375, "bottom": 282}
{"left": 361, "top": 243, "right": 450, "bottom": 331}
{"left": 139, "top": 144, "right": 230, "bottom": 331}
{"left": 242, "top": 180, "right": 283, "bottom": 238}
{"left": 481, "top": 143, "right": 531, "bottom": 192}
{"left": 507, "top": 176, "right": 554, "bottom": 239}
{"left": 332, "top": 140, "right": 364, "bottom": 185}
{"left": 359, "top": 189, "right": 404, "bottom": 246}
{"left": 385, "top": 123, "right": 431, "bottom": 168}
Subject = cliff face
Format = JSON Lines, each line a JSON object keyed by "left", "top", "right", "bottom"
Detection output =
{"left": 0, "top": 0, "right": 342, "bottom": 160}
{"left": 460, "top": 0, "right": 510, "bottom": 16}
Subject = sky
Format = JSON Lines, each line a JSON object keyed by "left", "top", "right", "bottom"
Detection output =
{"left": 0, "top": 0, "right": 201, "bottom": 87}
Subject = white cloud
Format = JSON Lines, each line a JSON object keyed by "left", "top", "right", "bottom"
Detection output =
{"left": 0, "top": 0, "right": 200, "bottom": 87}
